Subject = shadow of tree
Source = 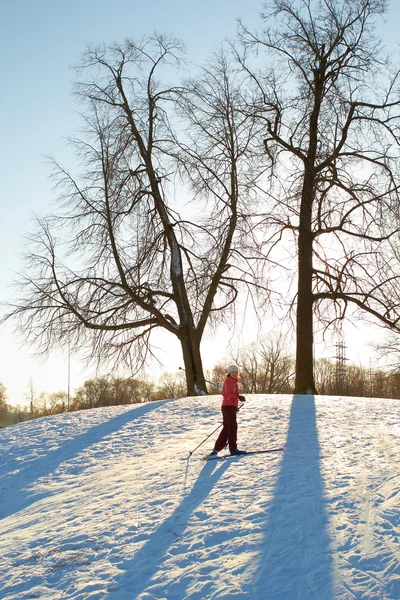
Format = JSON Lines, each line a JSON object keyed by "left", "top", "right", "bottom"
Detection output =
{"left": 112, "top": 459, "right": 231, "bottom": 598}
{"left": 253, "top": 395, "right": 334, "bottom": 599}
{"left": 0, "top": 400, "right": 174, "bottom": 520}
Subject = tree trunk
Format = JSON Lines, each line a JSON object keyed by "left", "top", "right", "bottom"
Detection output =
{"left": 295, "top": 161, "right": 317, "bottom": 394}
{"left": 295, "top": 220, "right": 316, "bottom": 393}
{"left": 294, "top": 61, "right": 325, "bottom": 395}
{"left": 180, "top": 328, "right": 208, "bottom": 396}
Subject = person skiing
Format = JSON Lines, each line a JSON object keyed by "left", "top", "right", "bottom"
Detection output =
{"left": 210, "top": 364, "right": 246, "bottom": 456}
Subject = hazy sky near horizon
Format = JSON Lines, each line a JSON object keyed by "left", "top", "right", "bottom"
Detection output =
{"left": 1, "top": 0, "right": 400, "bottom": 405}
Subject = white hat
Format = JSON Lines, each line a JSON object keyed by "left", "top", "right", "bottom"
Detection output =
{"left": 227, "top": 364, "right": 239, "bottom": 373}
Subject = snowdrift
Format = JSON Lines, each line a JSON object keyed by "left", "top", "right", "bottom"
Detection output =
{"left": 1, "top": 394, "right": 399, "bottom": 599}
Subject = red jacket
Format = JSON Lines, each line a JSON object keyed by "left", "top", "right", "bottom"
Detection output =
{"left": 222, "top": 374, "right": 239, "bottom": 408}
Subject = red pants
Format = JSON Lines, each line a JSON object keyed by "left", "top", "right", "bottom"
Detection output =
{"left": 214, "top": 406, "right": 238, "bottom": 452}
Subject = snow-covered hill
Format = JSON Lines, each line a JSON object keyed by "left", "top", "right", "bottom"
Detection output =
{"left": 0, "top": 394, "right": 399, "bottom": 599}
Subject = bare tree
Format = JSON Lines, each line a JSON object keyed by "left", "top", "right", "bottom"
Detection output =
{"left": 74, "top": 376, "right": 113, "bottom": 409}
{"left": 4, "top": 36, "right": 265, "bottom": 396}
{"left": 47, "top": 391, "right": 68, "bottom": 414}
{"left": 238, "top": 0, "right": 400, "bottom": 392}
{"left": 0, "top": 382, "right": 8, "bottom": 420}
{"left": 155, "top": 371, "right": 187, "bottom": 400}
{"left": 35, "top": 390, "right": 68, "bottom": 415}
{"left": 232, "top": 334, "right": 294, "bottom": 393}
{"left": 314, "top": 358, "right": 336, "bottom": 395}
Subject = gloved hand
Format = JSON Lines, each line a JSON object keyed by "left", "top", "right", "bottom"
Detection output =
{"left": 239, "top": 395, "right": 246, "bottom": 402}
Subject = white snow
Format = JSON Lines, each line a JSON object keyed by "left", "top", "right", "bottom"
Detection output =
{"left": 0, "top": 394, "right": 399, "bottom": 599}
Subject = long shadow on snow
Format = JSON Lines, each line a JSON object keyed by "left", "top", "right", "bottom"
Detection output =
{"left": 0, "top": 400, "right": 174, "bottom": 520}
{"left": 253, "top": 395, "right": 334, "bottom": 600}
{"left": 113, "top": 458, "right": 231, "bottom": 598}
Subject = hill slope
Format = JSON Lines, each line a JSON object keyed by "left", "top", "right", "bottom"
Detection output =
{"left": 1, "top": 394, "right": 399, "bottom": 599}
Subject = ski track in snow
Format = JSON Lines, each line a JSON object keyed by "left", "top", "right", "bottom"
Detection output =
{"left": 0, "top": 395, "right": 399, "bottom": 599}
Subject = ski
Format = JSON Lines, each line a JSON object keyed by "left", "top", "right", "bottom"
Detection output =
{"left": 202, "top": 447, "right": 285, "bottom": 461}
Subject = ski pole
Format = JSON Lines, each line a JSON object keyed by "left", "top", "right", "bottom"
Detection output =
{"left": 178, "top": 366, "right": 222, "bottom": 391}
{"left": 178, "top": 365, "right": 252, "bottom": 395}
{"left": 189, "top": 423, "right": 223, "bottom": 455}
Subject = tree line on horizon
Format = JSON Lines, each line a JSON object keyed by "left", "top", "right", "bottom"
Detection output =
{"left": 3, "top": 0, "right": 400, "bottom": 397}
{"left": 1, "top": 336, "right": 400, "bottom": 428}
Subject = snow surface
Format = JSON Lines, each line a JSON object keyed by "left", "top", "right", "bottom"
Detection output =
{"left": 0, "top": 394, "right": 399, "bottom": 599}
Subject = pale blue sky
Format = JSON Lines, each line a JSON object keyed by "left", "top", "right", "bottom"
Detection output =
{"left": 0, "top": 0, "right": 262, "bottom": 275}
{"left": 1, "top": 0, "right": 399, "bottom": 404}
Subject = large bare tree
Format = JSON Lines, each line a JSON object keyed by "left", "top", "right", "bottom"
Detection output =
{"left": 5, "top": 36, "right": 266, "bottom": 395}
{"left": 238, "top": 0, "right": 400, "bottom": 392}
